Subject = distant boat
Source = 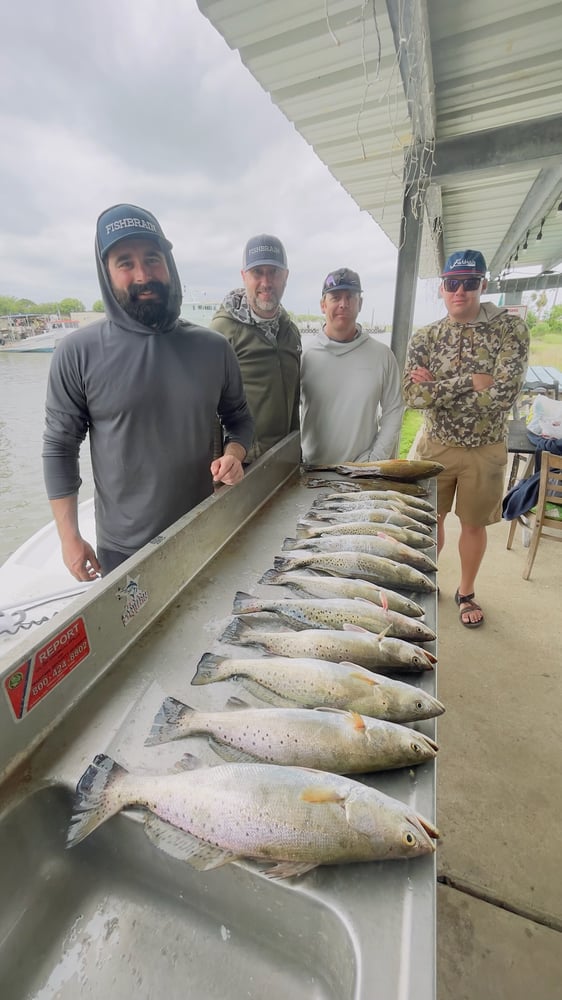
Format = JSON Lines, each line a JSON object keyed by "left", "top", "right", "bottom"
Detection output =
{"left": 0, "top": 499, "right": 97, "bottom": 655}
{"left": 0, "top": 323, "right": 77, "bottom": 354}
{"left": 180, "top": 291, "right": 220, "bottom": 328}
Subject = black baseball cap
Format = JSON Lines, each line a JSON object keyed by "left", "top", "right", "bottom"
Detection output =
{"left": 322, "top": 267, "right": 362, "bottom": 296}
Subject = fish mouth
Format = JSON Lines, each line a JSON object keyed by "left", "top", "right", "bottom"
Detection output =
{"left": 416, "top": 814, "right": 440, "bottom": 841}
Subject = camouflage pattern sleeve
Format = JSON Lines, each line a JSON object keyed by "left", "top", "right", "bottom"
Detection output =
{"left": 469, "top": 316, "right": 530, "bottom": 416}
{"left": 402, "top": 324, "right": 474, "bottom": 410}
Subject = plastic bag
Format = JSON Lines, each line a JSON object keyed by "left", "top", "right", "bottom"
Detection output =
{"left": 527, "top": 395, "right": 562, "bottom": 437}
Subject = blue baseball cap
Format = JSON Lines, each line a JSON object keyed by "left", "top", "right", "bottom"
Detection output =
{"left": 442, "top": 250, "right": 487, "bottom": 277}
{"left": 242, "top": 234, "right": 287, "bottom": 270}
{"left": 97, "top": 204, "right": 173, "bottom": 258}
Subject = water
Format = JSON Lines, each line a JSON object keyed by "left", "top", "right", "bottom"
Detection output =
{"left": 0, "top": 354, "right": 94, "bottom": 565}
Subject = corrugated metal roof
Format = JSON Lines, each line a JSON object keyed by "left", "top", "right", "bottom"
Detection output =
{"left": 197, "top": 0, "right": 562, "bottom": 282}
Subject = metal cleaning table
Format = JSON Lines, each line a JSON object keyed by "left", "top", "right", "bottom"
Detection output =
{"left": 0, "top": 434, "right": 438, "bottom": 1000}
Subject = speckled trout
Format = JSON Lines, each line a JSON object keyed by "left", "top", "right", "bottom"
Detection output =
{"left": 334, "top": 459, "right": 444, "bottom": 480}
{"left": 191, "top": 652, "right": 444, "bottom": 722}
{"left": 219, "top": 619, "right": 436, "bottom": 673}
{"left": 258, "top": 568, "right": 425, "bottom": 617}
{"left": 312, "top": 498, "right": 436, "bottom": 526}
{"left": 323, "top": 490, "right": 435, "bottom": 513}
{"left": 68, "top": 755, "right": 438, "bottom": 877}
{"left": 145, "top": 698, "right": 439, "bottom": 773}
{"left": 232, "top": 591, "right": 436, "bottom": 643}
{"left": 273, "top": 552, "right": 436, "bottom": 593}
{"left": 306, "top": 478, "right": 430, "bottom": 497}
{"left": 307, "top": 508, "right": 433, "bottom": 536}
{"left": 282, "top": 535, "right": 437, "bottom": 574}
{"left": 296, "top": 519, "right": 435, "bottom": 550}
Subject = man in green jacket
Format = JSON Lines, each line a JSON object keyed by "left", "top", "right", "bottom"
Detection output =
{"left": 211, "top": 235, "right": 301, "bottom": 463}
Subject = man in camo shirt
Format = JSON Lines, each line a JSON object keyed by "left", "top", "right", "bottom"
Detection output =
{"left": 403, "top": 250, "right": 529, "bottom": 628}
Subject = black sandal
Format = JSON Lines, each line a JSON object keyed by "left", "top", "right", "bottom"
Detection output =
{"left": 454, "top": 589, "right": 484, "bottom": 629}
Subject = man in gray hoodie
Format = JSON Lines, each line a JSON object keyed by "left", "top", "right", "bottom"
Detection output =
{"left": 300, "top": 267, "right": 404, "bottom": 467}
{"left": 43, "top": 204, "right": 254, "bottom": 580}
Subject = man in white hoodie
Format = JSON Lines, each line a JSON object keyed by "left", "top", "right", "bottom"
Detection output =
{"left": 300, "top": 267, "right": 404, "bottom": 467}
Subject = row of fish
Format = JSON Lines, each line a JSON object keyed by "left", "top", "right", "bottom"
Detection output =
{"left": 68, "top": 461, "right": 441, "bottom": 877}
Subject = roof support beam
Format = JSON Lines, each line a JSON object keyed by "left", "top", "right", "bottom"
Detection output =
{"left": 487, "top": 273, "right": 562, "bottom": 294}
{"left": 390, "top": 176, "right": 425, "bottom": 377}
{"left": 427, "top": 114, "right": 562, "bottom": 183}
{"left": 385, "top": 0, "right": 436, "bottom": 143}
{"left": 488, "top": 165, "right": 562, "bottom": 277}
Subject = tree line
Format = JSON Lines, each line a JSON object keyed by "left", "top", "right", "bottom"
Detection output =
{"left": 0, "top": 295, "right": 105, "bottom": 316}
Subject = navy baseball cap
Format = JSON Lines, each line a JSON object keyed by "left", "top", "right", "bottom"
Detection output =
{"left": 322, "top": 267, "right": 362, "bottom": 296}
{"left": 242, "top": 234, "right": 287, "bottom": 270}
{"left": 442, "top": 250, "right": 487, "bottom": 277}
{"left": 97, "top": 204, "right": 173, "bottom": 258}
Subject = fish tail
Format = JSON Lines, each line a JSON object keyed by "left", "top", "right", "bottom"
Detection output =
{"left": 281, "top": 537, "right": 299, "bottom": 551}
{"left": 191, "top": 652, "right": 227, "bottom": 685}
{"left": 145, "top": 695, "right": 194, "bottom": 746}
{"left": 295, "top": 521, "right": 314, "bottom": 538}
{"left": 273, "top": 555, "right": 294, "bottom": 572}
{"left": 219, "top": 618, "right": 257, "bottom": 648}
{"left": 67, "top": 753, "right": 128, "bottom": 848}
{"left": 257, "top": 568, "right": 281, "bottom": 585}
{"left": 232, "top": 590, "right": 261, "bottom": 614}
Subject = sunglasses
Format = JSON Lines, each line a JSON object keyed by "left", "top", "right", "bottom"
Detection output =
{"left": 442, "top": 277, "right": 483, "bottom": 292}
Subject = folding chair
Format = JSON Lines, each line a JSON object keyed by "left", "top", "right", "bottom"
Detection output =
{"left": 508, "top": 450, "right": 562, "bottom": 579}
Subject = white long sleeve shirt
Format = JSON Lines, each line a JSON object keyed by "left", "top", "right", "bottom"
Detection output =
{"left": 300, "top": 328, "right": 404, "bottom": 465}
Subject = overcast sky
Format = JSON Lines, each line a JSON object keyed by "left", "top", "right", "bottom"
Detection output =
{"left": 0, "top": 0, "right": 446, "bottom": 324}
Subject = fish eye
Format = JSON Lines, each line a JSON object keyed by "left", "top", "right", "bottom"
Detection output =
{"left": 403, "top": 831, "right": 416, "bottom": 846}
{"left": 415, "top": 700, "right": 423, "bottom": 710}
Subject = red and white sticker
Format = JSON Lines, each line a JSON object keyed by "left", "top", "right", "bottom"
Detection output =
{"left": 3, "top": 617, "right": 90, "bottom": 721}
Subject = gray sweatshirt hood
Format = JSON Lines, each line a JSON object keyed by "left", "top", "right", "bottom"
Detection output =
{"left": 308, "top": 325, "right": 369, "bottom": 356}
{"left": 95, "top": 229, "right": 183, "bottom": 336}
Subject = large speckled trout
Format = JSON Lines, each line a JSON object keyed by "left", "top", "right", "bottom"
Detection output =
{"left": 145, "top": 698, "right": 439, "bottom": 773}
{"left": 191, "top": 652, "right": 444, "bottom": 722}
{"left": 258, "top": 568, "right": 425, "bottom": 617}
{"left": 232, "top": 591, "right": 436, "bottom": 643}
{"left": 219, "top": 619, "right": 436, "bottom": 673}
{"left": 68, "top": 755, "right": 438, "bottom": 878}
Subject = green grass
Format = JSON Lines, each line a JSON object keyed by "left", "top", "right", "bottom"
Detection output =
{"left": 529, "top": 331, "right": 562, "bottom": 369}
{"left": 399, "top": 409, "right": 423, "bottom": 458}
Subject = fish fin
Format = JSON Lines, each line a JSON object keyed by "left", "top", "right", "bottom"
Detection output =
{"left": 173, "top": 753, "right": 205, "bottom": 772}
{"left": 191, "top": 652, "right": 226, "bottom": 686}
{"left": 207, "top": 738, "right": 262, "bottom": 764}
{"left": 262, "top": 860, "right": 318, "bottom": 880}
{"left": 258, "top": 568, "right": 280, "bottom": 585}
{"left": 300, "top": 787, "right": 346, "bottom": 804}
{"left": 144, "top": 815, "right": 238, "bottom": 870}
{"left": 67, "top": 754, "right": 128, "bottom": 848}
{"left": 341, "top": 623, "right": 371, "bottom": 634}
{"left": 144, "top": 696, "right": 193, "bottom": 747}
{"left": 375, "top": 625, "right": 393, "bottom": 642}
{"left": 282, "top": 537, "right": 300, "bottom": 551}
{"left": 313, "top": 707, "right": 366, "bottom": 729}
{"left": 350, "top": 671, "right": 378, "bottom": 686}
{"left": 219, "top": 618, "right": 258, "bottom": 648}
{"left": 226, "top": 696, "right": 251, "bottom": 708}
{"left": 232, "top": 590, "right": 260, "bottom": 615}
{"left": 237, "top": 680, "right": 297, "bottom": 708}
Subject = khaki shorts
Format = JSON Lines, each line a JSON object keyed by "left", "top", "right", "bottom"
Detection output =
{"left": 413, "top": 432, "right": 507, "bottom": 525}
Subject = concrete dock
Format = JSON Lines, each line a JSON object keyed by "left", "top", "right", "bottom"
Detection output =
{"left": 435, "top": 508, "right": 562, "bottom": 998}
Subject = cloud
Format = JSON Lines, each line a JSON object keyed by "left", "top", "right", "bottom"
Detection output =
{"left": 0, "top": 0, "right": 442, "bottom": 324}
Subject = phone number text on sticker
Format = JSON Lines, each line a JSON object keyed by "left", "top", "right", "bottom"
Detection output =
{"left": 4, "top": 617, "right": 91, "bottom": 721}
